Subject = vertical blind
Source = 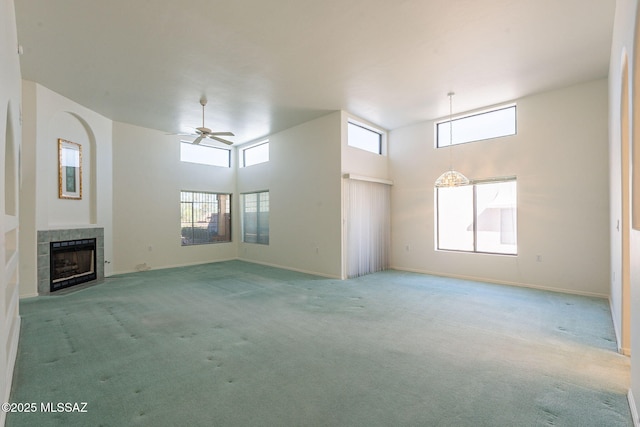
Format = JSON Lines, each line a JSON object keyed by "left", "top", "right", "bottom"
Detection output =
{"left": 345, "top": 178, "right": 391, "bottom": 278}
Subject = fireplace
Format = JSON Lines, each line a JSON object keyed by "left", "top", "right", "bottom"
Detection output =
{"left": 37, "top": 228, "right": 104, "bottom": 295}
{"left": 50, "top": 238, "right": 97, "bottom": 292}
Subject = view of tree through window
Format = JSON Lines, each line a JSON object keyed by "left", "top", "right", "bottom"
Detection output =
{"left": 180, "top": 191, "right": 231, "bottom": 245}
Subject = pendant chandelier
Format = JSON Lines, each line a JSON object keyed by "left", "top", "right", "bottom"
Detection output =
{"left": 434, "top": 92, "right": 470, "bottom": 188}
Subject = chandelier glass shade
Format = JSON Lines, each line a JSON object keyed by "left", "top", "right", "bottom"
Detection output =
{"left": 435, "top": 169, "right": 470, "bottom": 187}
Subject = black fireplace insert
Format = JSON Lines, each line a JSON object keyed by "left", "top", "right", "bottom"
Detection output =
{"left": 50, "top": 238, "right": 97, "bottom": 292}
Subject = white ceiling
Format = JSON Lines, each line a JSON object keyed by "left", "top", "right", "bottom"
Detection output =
{"left": 14, "top": 0, "right": 616, "bottom": 145}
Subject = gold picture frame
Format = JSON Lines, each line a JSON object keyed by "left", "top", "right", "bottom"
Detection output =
{"left": 58, "top": 139, "right": 82, "bottom": 199}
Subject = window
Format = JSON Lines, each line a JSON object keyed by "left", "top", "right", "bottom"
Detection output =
{"left": 180, "top": 191, "right": 231, "bottom": 245}
{"left": 180, "top": 142, "right": 230, "bottom": 168}
{"left": 436, "top": 179, "right": 517, "bottom": 255}
{"left": 241, "top": 140, "right": 269, "bottom": 167}
{"left": 242, "top": 191, "right": 269, "bottom": 244}
{"left": 436, "top": 105, "right": 516, "bottom": 147}
{"left": 348, "top": 121, "right": 382, "bottom": 154}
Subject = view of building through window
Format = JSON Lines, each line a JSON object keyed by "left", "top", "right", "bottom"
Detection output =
{"left": 242, "top": 191, "right": 269, "bottom": 244}
{"left": 437, "top": 179, "right": 517, "bottom": 255}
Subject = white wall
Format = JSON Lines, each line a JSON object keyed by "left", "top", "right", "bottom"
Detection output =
{"left": 0, "top": 0, "right": 21, "bottom": 424}
{"left": 389, "top": 79, "right": 610, "bottom": 297}
{"left": 112, "top": 122, "right": 237, "bottom": 274}
{"left": 340, "top": 111, "right": 390, "bottom": 279}
{"left": 237, "top": 112, "right": 343, "bottom": 278}
{"left": 608, "top": 0, "right": 640, "bottom": 421}
{"left": 19, "top": 81, "right": 114, "bottom": 297}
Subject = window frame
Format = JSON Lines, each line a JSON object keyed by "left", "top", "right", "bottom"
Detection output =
{"left": 180, "top": 190, "right": 232, "bottom": 246}
{"left": 436, "top": 177, "right": 517, "bottom": 256}
{"left": 241, "top": 140, "right": 269, "bottom": 168}
{"left": 180, "top": 141, "right": 231, "bottom": 168}
{"left": 436, "top": 104, "right": 517, "bottom": 148}
{"left": 347, "top": 120, "right": 384, "bottom": 155}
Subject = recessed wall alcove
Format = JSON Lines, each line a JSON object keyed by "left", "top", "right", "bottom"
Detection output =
{"left": 37, "top": 228, "right": 104, "bottom": 295}
{"left": 48, "top": 111, "right": 98, "bottom": 226}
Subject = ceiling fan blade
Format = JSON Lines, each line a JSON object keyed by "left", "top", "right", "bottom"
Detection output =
{"left": 166, "top": 132, "right": 194, "bottom": 136}
{"left": 208, "top": 135, "right": 234, "bottom": 145}
{"left": 208, "top": 131, "right": 235, "bottom": 136}
{"left": 192, "top": 136, "right": 204, "bottom": 145}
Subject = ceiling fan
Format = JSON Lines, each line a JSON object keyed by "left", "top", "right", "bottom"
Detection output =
{"left": 180, "top": 98, "right": 234, "bottom": 145}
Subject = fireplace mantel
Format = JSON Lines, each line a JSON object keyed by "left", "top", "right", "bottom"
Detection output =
{"left": 37, "top": 228, "right": 104, "bottom": 295}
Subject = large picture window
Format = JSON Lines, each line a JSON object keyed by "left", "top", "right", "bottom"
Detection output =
{"left": 180, "top": 191, "right": 231, "bottom": 245}
{"left": 436, "top": 179, "right": 517, "bottom": 255}
{"left": 242, "top": 191, "right": 269, "bottom": 244}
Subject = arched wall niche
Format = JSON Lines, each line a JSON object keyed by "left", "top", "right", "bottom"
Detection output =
{"left": 46, "top": 111, "right": 97, "bottom": 226}
{"left": 67, "top": 111, "right": 98, "bottom": 224}
{"left": 4, "top": 101, "right": 17, "bottom": 216}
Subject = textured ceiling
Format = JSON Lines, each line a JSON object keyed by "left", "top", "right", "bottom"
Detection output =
{"left": 14, "top": 0, "right": 616, "bottom": 145}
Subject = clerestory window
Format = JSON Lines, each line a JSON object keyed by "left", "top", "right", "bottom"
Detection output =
{"left": 436, "top": 105, "right": 516, "bottom": 147}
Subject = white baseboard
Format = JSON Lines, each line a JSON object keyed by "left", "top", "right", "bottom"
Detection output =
{"left": 236, "top": 258, "right": 341, "bottom": 279}
{"left": 18, "top": 292, "right": 38, "bottom": 300}
{"left": 389, "top": 265, "right": 609, "bottom": 299}
{"left": 112, "top": 258, "right": 341, "bottom": 280}
{"left": 110, "top": 257, "right": 238, "bottom": 276}
{"left": 628, "top": 389, "right": 640, "bottom": 427}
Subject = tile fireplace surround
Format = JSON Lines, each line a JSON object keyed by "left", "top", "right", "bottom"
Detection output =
{"left": 37, "top": 227, "right": 105, "bottom": 295}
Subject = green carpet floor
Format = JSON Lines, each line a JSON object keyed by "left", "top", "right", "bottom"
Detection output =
{"left": 6, "top": 261, "right": 632, "bottom": 426}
